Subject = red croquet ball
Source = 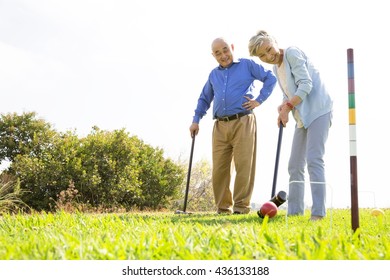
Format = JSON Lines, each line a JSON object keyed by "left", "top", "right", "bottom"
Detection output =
{"left": 260, "top": 201, "right": 278, "bottom": 218}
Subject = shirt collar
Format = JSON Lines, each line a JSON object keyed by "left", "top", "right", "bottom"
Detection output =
{"left": 217, "top": 58, "right": 240, "bottom": 70}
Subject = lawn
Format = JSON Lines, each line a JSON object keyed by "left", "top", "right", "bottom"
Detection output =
{"left": 0, "top": 208, "right": 389, "bottom": 260}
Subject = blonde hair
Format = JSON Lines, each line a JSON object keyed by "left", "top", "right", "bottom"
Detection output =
{"left": 248, "top": 30, "right": 274, "bottom": 56}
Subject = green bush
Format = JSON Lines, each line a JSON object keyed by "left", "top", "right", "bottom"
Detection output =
{"left": 0, "top": 112, "right": 185, "bottom": 212}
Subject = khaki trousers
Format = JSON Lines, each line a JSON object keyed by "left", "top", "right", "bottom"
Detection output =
{"left": 212, "top": 114, "right": 257, "bottom": 214}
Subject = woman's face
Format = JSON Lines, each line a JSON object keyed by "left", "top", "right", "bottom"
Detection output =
{"left": 255, "top": 39, "right": 281, "bottom": 65}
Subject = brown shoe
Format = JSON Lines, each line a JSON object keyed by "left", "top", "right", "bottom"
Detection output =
{"left": 310, "top": 215, "right": 324, "bottom": 221}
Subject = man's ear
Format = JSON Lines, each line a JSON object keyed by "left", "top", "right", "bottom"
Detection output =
{"left": 231, "top": 44, "right": 234, "bottom": 51}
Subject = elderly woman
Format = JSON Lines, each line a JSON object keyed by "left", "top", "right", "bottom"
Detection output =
{"left": 248, "top": 30, "right": 333, "bottom": 221}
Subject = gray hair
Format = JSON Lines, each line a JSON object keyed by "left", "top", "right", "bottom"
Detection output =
{"left": 248, "top": 30, "right": 274, "bottom": 56}
{"left": 211, "top": 37, "right": 227, "bottom": 48}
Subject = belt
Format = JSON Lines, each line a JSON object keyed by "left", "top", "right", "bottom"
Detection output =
{"left": 216, "top": 111, "right": 252, "bottom": 122}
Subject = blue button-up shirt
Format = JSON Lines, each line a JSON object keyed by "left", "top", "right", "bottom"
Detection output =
{"left": 192, "top": 58, "right": 277, "bottom": 123}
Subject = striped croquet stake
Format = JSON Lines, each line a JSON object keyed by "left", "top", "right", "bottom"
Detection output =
{"left": 347, "top": 48, "right": 359, "bottom": 232}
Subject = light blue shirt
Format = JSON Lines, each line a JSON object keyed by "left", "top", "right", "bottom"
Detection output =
{"left": 192, "top": 58, "right": 277, "bottom": 123}
{"left": 275, "top": 47, "right": 333, "bottom": 128}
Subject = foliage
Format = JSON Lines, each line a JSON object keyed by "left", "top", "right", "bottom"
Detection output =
{"left": 75, "top": 127, "right": 143, "bottom": 209}
{"left": 10, "top": 130, "right": 82, "bottom": 210}
{"left": 75, "top": 127, "right": 185, "bottom": 210}
{"left": 0, "top": 174, "right": 28, "bottom": 214}
{"left": 0, "top": 112, "right": 56, "bottom": 164}
{"left": 0, "top": 112, "right": 185, "bottom": 212}
{"left": 0, "top": 209, "right": 389, "bottom": 260}
{"left": 137, "top": 143, "right": 184, "bottom": 210}
{"left": 175, "top": 159, "right": 214, "bottom": 212}
{"left": 53, "top": 180, "right": 82, "bottom": 212}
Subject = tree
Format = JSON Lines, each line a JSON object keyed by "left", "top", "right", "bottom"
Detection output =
{"left": 0, "top": 112, "right": 56, "bottom": 164}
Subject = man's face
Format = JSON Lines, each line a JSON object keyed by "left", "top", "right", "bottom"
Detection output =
{"left": 212, "top": 40, "right": 234, "bottom": 68}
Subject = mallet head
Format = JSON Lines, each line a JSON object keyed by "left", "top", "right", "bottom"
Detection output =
{"left": 270, "top": 190, "right": 287, "bottom": 207}
{"left": 257, "top": 190, "right": 287, "bottom": 219}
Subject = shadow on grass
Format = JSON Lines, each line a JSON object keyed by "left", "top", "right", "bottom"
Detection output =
{"left": 168, "top": 212, "right": 286, "bottom": 226}
{"left": 111, "top": 210, "right": 288, "bottom": 226}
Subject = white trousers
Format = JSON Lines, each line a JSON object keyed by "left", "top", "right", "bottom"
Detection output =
{"left": 287, "top": 112, "right": 332, "bottom": 217}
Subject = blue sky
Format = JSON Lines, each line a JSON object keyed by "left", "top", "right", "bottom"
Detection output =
{"left": 1, "top": 0, "right": 389, "bottom": 208}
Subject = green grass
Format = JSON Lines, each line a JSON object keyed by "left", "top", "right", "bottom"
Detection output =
{"left": 0, "top": 208, "right": 389, "bottom": 260}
